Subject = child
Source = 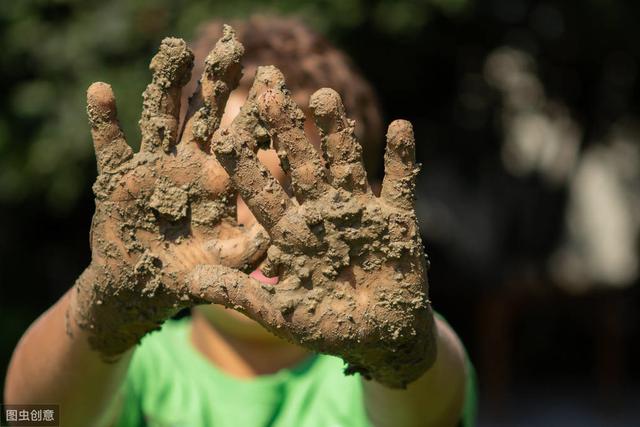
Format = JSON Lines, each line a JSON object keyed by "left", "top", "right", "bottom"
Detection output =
{"left": 5, "top": 16, "right": 476, "bottom": 427}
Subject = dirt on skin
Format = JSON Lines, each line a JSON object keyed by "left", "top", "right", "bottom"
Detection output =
{"left": 72, "top": 27, "right": 269, "bottom": 360}
{"left": 74, "top": 26, "right": 435, "bottom": 388}
{"left": 203, "top": 66, "right": 436, "bottom": 388}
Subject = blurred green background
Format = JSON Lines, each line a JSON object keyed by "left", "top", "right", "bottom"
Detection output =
{"left": 2, "top": 1, "right": 640, "bottom": 425}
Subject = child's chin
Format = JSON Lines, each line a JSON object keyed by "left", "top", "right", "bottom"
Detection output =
{"left": 195, "top": 304, "right": 281, "bottom": 342}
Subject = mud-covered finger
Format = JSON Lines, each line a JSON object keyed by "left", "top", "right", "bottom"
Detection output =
{"left": 212, "top": 123, "right": 292, "bottom": 233}
{"left": 309, "top": 88, "right": 368, "bottom": 194}
{"left": 380, "top": 120, "right": 420, "bottom": 210}
{"left": 255, "top": 67, "right": 330, "bottom": 203}
{"left": 86, "top": 82, "right": 133, "bottom": 173}
{"left": 181, "top": 25, "right": 244, "bottom": 149}
{"left": 188, "top": 265, "right": 293, "bottom": 339}
{"left": 204, "top": 222, "right": 271, "bottom": 271}
{"left": 139, "top": 37, "right": 194, "bottom": 153}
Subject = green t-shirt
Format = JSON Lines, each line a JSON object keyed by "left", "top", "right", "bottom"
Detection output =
{"left": 116, "top": 317, "right": 477, "bottom": 427}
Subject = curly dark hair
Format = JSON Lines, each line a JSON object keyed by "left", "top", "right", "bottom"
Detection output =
{"left": 185, "top": 15, "right": 384, "bottom": 179}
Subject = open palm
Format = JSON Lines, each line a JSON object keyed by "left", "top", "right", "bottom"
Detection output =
{"left": 190, "top": 67, "right": 436, "bottom": 388}
{"left": 74, "top": 27, "right": 269, "bottom": 358}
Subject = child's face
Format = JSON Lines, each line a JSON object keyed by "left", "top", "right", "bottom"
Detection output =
{"left": 194, "top": 91, "right": 322, "bottom": 342}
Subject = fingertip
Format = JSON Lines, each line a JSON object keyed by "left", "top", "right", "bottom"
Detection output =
{"left": 249, "top": 66, "right": 286, "bottom": 102}
{"left": 221, "top": 24, "right": 237, "bottom": 41}
{"left": 256, "top": 89, "right": 290, "bottom": 129}
{"left": 204, "top": 28, "right": 243, "bottom": 82}
{"left": 211, "top": 128, "right": 236, "bottom": 157}
{"left": 87, "top": 82, "right": 114, "bottom": 106}
{"left": 386, "top": 119, "right": 415, "bottom": 152}
{"left": 381, "top": 119, "right": 418, "bottom": 209}
{"left": 309, "top": 88, "right": 345, "bottom": 122}
{"left": 87, "top": 82, "right": 117, "bottom": 125}
{"left": 387, "top": 119, "right": 413, "bottom": 140}
{"left": 182, "top": 27, "right": 244, "bottom": 146}
{"left": 309, "top": 88, "right": 342, "bottom": 116}
{"left": 150, "top": 37, "right": 194, "bottom": 87}
{"left": 309, "top": 88, "right": 346, "bottom": 133}
{"left": 254, "top": 66, "right": 286, "bottom": 89}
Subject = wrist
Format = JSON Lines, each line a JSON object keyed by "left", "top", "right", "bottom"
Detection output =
{"left": 69, "top": 263, "right": 149, "bottom": 361}
{"left": 354, "top": 305, "right": 437, "bottom": 389}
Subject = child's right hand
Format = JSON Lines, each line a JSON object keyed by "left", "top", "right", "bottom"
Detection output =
{"left": 69, "top": 27, "right": 267, "bottom": 360}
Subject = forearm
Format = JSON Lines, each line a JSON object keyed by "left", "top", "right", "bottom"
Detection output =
{"left": 362, "top": 316, "right": 467, "bottom": 427}
{"left": 4, "top": 285, "right": 133, "bottom": 427}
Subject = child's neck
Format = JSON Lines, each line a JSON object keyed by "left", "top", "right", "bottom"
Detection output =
{"left": 190, "top": 311, "right": 311, "bottom": 378}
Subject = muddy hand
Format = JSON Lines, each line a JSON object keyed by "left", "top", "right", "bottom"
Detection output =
{"left": 70, "top": 26, "right": 269, "bottom": 360}
{"left": 193, "top": 66, "right": 436, "bottom": 388}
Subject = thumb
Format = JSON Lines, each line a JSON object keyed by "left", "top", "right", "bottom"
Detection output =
{"left": 204, "top": 222, "right": 270, "bottom": 271}
{"left": 187, "top": 265, "right": 288, "bottom": 334}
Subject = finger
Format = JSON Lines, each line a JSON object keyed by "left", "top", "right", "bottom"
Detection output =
{"left": 309, "top": 88, "right": 368, "bottom": 194}
{"left": 192, "top": 153, "right": 238, "bottom": 223}
{"left": 86, "top": 82, "right": 133, "bottom": 173}
{"left": 208, "top": 64, "right": 295, "bottom": 155}
{"left": 211, "top": 122, "right": 292, "bottom": 233}
{"left": 140, "top": 37, "right": 194, "bottom": 153}
{"left": 188, "top": 265, "right": 293, "bottom": 339}
{"left": 380, "top": 120, "right": 420, "bottom": 210}
{"left": 210, "top": 66, "right": 301, "bottom": 232}
{"left": 165, "top": 222, "right": 269, "bottom": 274}
{"left": 255, "top": 66, "right": 331, "bottom": 203}
{"left": 181, "top": 25, "right": 244, "bottom": 149}
{"left": 227, "top": 63, "right": 285, "bottom": 152}
{"left": 204, "top": 222, "right": 271, "bottom": 271}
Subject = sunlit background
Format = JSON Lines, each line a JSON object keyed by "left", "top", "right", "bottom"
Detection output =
{"left": 2, "top": 1, "right": 640, "bottom": 425}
